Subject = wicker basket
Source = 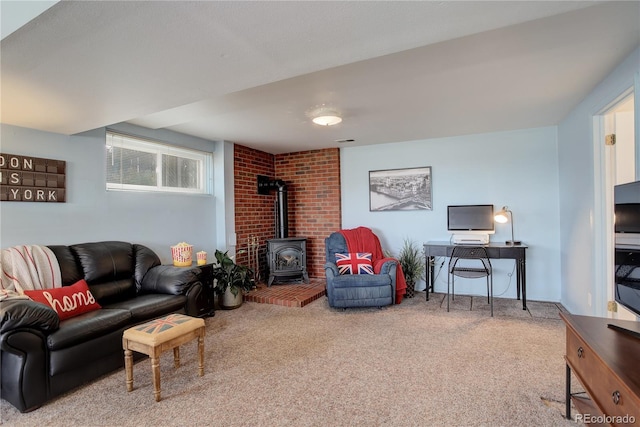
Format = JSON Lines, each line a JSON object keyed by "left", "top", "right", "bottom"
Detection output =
{"left": 405, "top": 281, "right": 415, "bottom": 298}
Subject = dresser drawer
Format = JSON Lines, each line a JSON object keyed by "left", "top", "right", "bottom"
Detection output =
{"left": 566, "top": 328, "right": 640, "bottom": 419}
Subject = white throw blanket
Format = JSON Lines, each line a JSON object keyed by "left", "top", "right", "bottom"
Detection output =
{"left": 0, "top": 245, "right": 62, "bottom": 301}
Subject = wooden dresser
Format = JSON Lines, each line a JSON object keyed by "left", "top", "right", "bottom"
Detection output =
{"left": 561, "top": 313, "right": 640, "bottom": 425}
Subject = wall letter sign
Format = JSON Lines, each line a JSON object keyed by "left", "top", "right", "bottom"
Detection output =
{"left": 0, "top": 153, "right": 66, "bottom": 202}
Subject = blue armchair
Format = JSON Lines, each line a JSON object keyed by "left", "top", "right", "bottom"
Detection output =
{"left": 324, "top": 230, "right": 397, "bottom": 308}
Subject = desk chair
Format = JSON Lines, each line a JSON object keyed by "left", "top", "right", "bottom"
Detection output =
{"left": 447, "top": 246, "right": 493, "bottom": 316}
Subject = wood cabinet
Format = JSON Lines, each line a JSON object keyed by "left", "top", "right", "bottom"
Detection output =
{"left": 561, "top": 313, "right": 640, "bottom": 425}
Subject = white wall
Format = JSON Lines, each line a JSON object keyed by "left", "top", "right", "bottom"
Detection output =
{"left": 558, "top": 47, "right": 640, "bottom": 316}
{"left": 0, "top": 123, "right": 222, "bottom": 264}
{"left": 341, "top": 126, "right": 561, "bottom": 302}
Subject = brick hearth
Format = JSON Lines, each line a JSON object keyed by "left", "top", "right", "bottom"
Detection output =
{"left": 244, "top": 278, "right": 326, "bottom": 307}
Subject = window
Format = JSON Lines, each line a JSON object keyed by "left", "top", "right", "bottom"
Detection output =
{"left": 106, "top": 131, "right": 212, "bottom": 194}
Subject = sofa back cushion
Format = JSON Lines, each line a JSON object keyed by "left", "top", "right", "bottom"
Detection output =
{"left": 71, "top": 242, "right": 133, "bottom": 282}
{"left": 47, "top": 241, "right": 162, "bottom": 305}
{"left": 70, "top": 242, "right": 136, "bottom": 303}
{"left": 133, "top": 244, "right": 161, "bottom": 290}
{"left": 48, "top": 245, "right": 84, "bottom": 286}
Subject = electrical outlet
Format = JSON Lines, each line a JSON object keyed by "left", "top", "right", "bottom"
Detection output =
{"left": 607, "top": 301, "right": 618, "bottom": 312}
{"left": 588, "top": 292, "right": 592, "bottom": 307}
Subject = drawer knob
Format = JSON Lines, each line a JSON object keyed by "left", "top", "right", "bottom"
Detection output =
{"left": 577, "top": 347, "right": 584, "bottom": 358}
{"left": 612, "top": 390, "right": 621, "bottom": 405}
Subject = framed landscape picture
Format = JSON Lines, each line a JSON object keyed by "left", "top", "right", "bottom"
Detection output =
{"left": 369, "top": 166, "right": 432, "bottom": 211}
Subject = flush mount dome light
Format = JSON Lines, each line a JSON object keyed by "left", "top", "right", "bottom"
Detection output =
{"left": 310, "top": 107, "right": 342, "bottom": 126}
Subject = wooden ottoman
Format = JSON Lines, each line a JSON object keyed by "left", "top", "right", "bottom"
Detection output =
{"left": 122, "top": 313, "right": 205, "bottom": 402}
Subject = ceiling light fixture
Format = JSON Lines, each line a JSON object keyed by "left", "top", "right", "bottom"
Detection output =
{"left": 310, "top": 107, "right": 342, "bottom": 126}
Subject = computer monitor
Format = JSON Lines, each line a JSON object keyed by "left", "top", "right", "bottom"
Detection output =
{"left": 447, "top": 204, "right": 495, "bottom": 235}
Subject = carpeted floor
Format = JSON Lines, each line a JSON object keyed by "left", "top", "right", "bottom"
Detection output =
{"left": 1, "top": 292, "right": 580, "bottom": 426}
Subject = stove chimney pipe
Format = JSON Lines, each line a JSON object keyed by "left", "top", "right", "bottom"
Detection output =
{"left": 276, "top": 181, "right": 288, "bottom": 239}
{"left": 257, "top": 175, "right": 289, "bottom": 239}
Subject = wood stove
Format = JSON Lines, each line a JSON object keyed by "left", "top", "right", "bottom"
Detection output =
{"left": 267, "top": 237, "right": 309, "bottom": 286}
{"left": 258, "top": 175, "right": 309, "bottom": 286}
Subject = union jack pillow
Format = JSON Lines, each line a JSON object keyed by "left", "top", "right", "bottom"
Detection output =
{"left": 335, "top": 252, "right": 374, "bottom": 275}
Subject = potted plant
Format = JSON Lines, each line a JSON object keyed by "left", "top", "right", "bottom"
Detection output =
{"left": 398, "top": 238, "right": 425, "bottom": 298}
{"left": 212, "top": 249, "right": 254, "bottom": 309}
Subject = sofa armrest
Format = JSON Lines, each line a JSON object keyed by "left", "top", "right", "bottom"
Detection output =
{"left": 0, "top": 299, "right": 59, "bottom": 334}
{"left": 324, "top": 262, "right": 339, "bottom": 278}
{"left": 1, "top": 328, "right": 49, "bottom": 412}
{"left": 377, "top": 259, "right": 398, "bottom": 276}
{"left": 140, "top": 265, "right": 203, "bottom": 295}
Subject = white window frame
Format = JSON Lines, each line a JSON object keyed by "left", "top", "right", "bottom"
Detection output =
{"left": 106, "top": 131, "right": 213, "bottom": 195}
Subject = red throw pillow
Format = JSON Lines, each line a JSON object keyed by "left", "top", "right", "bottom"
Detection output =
{"left": 24, "top": 279, "right": 101, "bottom": 320}
{"left": 335, "top": 252, "right": 374, "bottom": 275}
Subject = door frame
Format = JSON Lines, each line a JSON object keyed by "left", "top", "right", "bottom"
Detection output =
{"left": 592, "top": 78, "right": 638, "bottom": 318}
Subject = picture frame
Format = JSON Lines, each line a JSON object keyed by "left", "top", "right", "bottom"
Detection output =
{"left": 369, "top": 166, "right": 432, "bottom": 211}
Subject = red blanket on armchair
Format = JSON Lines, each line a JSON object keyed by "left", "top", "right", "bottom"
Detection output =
{"left": 338, "top": 226, "right": 407, "bottom": 304}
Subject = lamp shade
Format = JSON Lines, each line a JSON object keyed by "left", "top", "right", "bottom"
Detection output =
{"left": 494, "top": 207, "right": 510, "bottom": 223}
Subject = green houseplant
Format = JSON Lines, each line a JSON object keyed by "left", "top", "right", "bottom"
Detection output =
{"left": 398, "top": 238, "right": 425, "bottom": 298}
{"left": 212, "top": 249, "right": 254, "bottom": 309}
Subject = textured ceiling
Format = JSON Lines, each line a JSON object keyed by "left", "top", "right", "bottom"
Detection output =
{"left": 2, "top": 1, "right": 639, "bottom": 154}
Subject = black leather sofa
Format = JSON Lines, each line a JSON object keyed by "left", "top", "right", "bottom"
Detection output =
{"left": 0, "top": 241, "right": 213, "bottom": 412}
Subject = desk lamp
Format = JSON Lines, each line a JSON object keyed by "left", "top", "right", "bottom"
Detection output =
{"left": 494, "top": 206, "right": 521, "bottom": 245}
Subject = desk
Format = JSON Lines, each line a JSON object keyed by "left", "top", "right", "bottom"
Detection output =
{"left": 423, "top": 241, "right": 528, "bottom": 309}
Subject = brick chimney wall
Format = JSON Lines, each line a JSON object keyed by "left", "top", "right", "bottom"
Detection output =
{"left": 233, "top": 144, "right": 275, "bottom": 279}
{"left": 275, "top": 148, "right": 341, "bottom": 278}
{"left": 233, "top": 144, "right": 341, "bottom": 281}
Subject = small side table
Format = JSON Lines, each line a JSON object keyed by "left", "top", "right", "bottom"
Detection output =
{"left": 122, "top": 313, "right": 205, "bottom": 402}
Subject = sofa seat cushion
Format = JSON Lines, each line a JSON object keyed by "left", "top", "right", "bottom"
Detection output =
{"left": 49, "top": 327, "right": 129, "bottom": 378}
{"left": 330, "top": 273, "right": 391, "bottom": 289}
{"left": 103, "top": 294, "right": 187, "bottom": 322}
{"left": 47, "top": 309, "right": 131, "bottom": 351}
{"left": 329, "top": 286, "right": 393, "bottom": 308}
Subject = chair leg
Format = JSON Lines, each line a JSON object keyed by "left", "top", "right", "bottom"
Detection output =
{"left": 452, "top": 275, "right": 456, "bottom": 301}
{"left": 486, "top": 277, "right": 490, "bottom": 304}
{"left": 489, "top": 276, "right": 494, "bottom": 317}
{"left": 447, "top": 273, "right": 450, "bottom": 312}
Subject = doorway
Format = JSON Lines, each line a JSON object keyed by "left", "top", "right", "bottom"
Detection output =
{"left": 601, "top": 91, "right": 636, "bottom": 320}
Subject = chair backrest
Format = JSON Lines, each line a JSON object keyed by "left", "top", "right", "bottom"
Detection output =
{"left": 449, "top": 246, "right": 491, "bottom": 273}
{"left": 325, "top": 232, "right": 348, "bottom": 265}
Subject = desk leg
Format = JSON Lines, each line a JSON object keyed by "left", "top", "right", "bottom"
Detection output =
{"left": 426, "top": 256, "right": 434, "bottom": 301}
{"left": 565, "top": 363, "right": 571, "bottom": 420}
{"left": 521, "top": 256, "right": 527, "bottom": 310}
{"left": 516, "top": 263, "right": 521, "bottom": 301}
{"left": 516, "top": 258, "right": 527, "bottom": 310}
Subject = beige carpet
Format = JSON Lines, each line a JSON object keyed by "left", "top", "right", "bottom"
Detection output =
{"left": 1, "top": 293, "right": 578, "bottom": 426}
